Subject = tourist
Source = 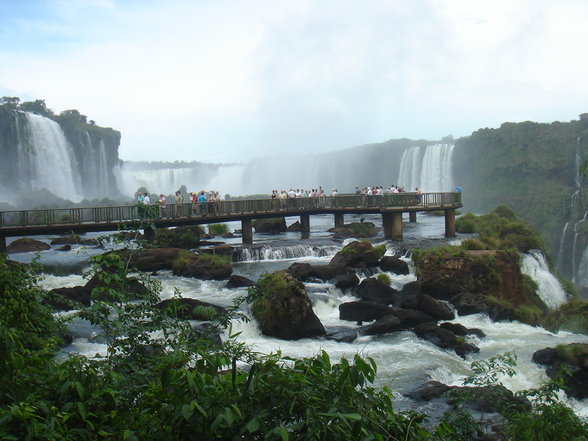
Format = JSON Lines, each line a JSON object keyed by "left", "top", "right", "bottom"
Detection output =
{"left": 159, "top": 194, "right": 167, "bottom": 217}
{"left": 198, "top": 191, "right": 207, "bottom": 214}
{"left": 175, "top": 191, "right": 184, "bottom": 217}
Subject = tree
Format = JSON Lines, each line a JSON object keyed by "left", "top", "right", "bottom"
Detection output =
{"left": 19, "top": 99, "right": 54, "bottom": 118}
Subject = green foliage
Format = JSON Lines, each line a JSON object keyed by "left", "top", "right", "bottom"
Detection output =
{"left": 376, "top": 272, "right": 392, "bottom": 286}
{"left": 156, "top": 226, "right": 201, "bottom": 248}
{"left": 208, "top": 223, "right": 228, "bottom": 235}
{"left": 543, "top": 299, "right": 588, "bottom": 334}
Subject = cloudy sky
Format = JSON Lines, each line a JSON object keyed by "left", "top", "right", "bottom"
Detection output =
{"left": 1, "top": 0, "right": 587, "bottom": 163}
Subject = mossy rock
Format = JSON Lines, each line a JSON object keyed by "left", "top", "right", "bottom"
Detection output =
{"left": 543, "top": 300, "right": 588, "bottom": 334}
{"left": 250, "top": 271, "right": 325, "bottom": 340}
{"left": 7, "top": 237, "right": 51, "bottom": 253}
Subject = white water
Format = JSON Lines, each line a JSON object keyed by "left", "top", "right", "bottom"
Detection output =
{"left": 22, "top": 113, "right": 83, "bottom": 201}
{"left": 521, "top": 250, "right": 568, "bottom": 309}
{"left": 25, "top": 214, "right": 588, "bottom": 416}
{"left": 397, "top": 143, "right": 455, "bottom": 193}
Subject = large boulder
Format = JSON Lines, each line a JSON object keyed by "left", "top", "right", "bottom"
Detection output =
{"left": 172, "top": 252, "right": 233, "bottom": 280}
{"left": 286, "top": 262, "right": 352, "bottom": 283}
{"left": 354, "top": 277, "right": 398, "bottom": 304}
{"left": 252, "top": 218, "right": 287, "bottom": 234}
{"left": 324, "top": 326, "right": 358, "bottom": 343}
{"left": 339, "top": 300, "right": 395, "bottom": 322}
{"left": 532, "top": 343, "right": 588, "bottom": 400}
{"left": 450, "top": 292, "right": 516, "bottom": 321}
{"left": 123, "top": 248, "right": 183, "bottom": 272}
{"left": 155, "top": 225, "right": 202, "bottom": 248}
{"left": 439, "top": 322, "right": 486, "bottom": 338}
{"left": 47, "top": 286, "right": 91, "bottom": 310}
{"left": 328, "top": 222, "right": 379, "bottom": 238}
{"left": 226, "top": 274, "right": 255, "bottom": 288}
{"left": 392, "top": 309, "right": 435, "bottom": 328}
{"left": 379, "top": 255, "right": 410, "bottom": 275}
{"left": 7, "top": 238, "right": 51, "bottom": 253}
{"left": 333, "top": 272, "right": 360, "bottom": 290}
{"left": 330, "top": 240, "right": 385, "bottom": 268}
{"left": 251, "top": 271, "right": 325, "bottom": 340}
{"left": 392, "top": 281, "right": 422, "bottom": 309}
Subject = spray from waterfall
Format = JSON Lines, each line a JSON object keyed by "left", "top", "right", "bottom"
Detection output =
{"left": 397, "top": 143, "right": 455, "bottom": 192}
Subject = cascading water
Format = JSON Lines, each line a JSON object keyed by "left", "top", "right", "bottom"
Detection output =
{"left": 397, "top": 143, "right": 455, "bottom": 192}
{"left": 521, "top": 250, "right": 568, "bottom": 309}
{"left": 21, "top": 112, "right": 83, "bottom": 202}
{"left": 397, "top": 146, "right": 421, "bottom": 191}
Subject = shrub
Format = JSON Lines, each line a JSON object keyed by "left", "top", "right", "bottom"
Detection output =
{"left": 376, "top": 273, "right": 391, "bottom": 286}
{"left": 208, "top": 223, "right": 228, "bottom": 235}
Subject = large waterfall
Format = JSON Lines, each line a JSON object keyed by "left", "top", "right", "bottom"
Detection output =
{"left": 21, "top": 113, "right": 83, "bottom": 202}
{"left": 397, "top": 143, "right": 455, "bottom": 192}
{"left": 521, "top": 250, "right": 568, "bottom": 309}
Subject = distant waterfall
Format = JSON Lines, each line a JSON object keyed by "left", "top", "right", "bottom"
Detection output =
{"left": 21, "top": 113, "right": 83, "bottom": 202}
{"left": 397, "top": 146, "right": 421, "bottom": 191}
{"left": 521, "top": 250, "right": 568, "bottom": 309}
{"left": 397, "top": 143, "right": 455, "bottom": 192}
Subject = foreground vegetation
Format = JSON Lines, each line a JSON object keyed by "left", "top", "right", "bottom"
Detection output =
{"left": 1, "top": 232, "right": 587, "bottom": 439}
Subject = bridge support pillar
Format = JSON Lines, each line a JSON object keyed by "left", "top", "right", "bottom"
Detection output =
{"left": 0, "top": 236, "right": 5, "bottom": 253}
{"left": 300, "top": 214, "right": 310, "bottom": 232}
{"left": 143, "top": 225, "right": 156, "bottom": 243}
{"left": 409, "top": 212, "right": 417, "bottom": 222}
{"left": 334, "top": 213, "right": 344, "bottom": 228}
{"left": 242, "top": 218, "right": 253, "bottom": 244}
{"left": 383, "top": 212, "right": 403, "bottom": 240}
{"left": 444, "top": 209, "right": 456, "bottom": 237}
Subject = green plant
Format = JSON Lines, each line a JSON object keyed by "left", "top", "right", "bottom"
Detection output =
{"left": 208, "top": 223, "right": 228, "bottom": 235}
{"left": 376, "top": 273, "right": 392, "bottom": 286}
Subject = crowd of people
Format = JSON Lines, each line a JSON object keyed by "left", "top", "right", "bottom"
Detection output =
{"left": 135, "top": 189, "right": 223, "bottom": 218}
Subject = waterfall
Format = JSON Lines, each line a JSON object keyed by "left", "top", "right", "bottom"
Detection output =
{"left": 521, "top": 250, "right": 568, "bottom": 309}
{"left": 397, "top": 146, "right": 421, "bottom": 191}
{"left": 234, "top": 244, "right": 340, "bottom": 262}
{"left": 21, "top": 113, "right": 83, "bottom": 202}
{"left": 396, "top": 143, "right": 455, "bottom": 192}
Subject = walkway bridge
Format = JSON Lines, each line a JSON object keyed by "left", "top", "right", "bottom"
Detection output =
{"left": 0, "top": 192, "right": 462, "bottom": 251}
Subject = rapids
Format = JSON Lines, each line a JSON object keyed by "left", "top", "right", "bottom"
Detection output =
{"left": 13, "top": 213, "right": 588, "bottom": 417}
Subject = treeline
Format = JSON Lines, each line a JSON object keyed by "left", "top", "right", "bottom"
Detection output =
{"left": 0, "top": 96, "right": 99, "bottom": 126}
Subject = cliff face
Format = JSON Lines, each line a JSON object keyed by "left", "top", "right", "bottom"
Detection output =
{"left": 0, "top": 108, "right": 121, "bottom": 204}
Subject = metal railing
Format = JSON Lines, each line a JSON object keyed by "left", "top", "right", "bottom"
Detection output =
{"left": 0, "top": 192, "right": 461, "bottom": 228}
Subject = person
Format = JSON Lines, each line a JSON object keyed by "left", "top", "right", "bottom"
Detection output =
{"left": 175, "top": 191, "right": 184, "bottom": 217}
{"left": 455, "top": 184, "right": 462, "bottom": 193}
{"left": 159, "top": 194, "right": 167, "bottom": 217}
{"left": 143, "top": 192, "right": 150, "bottom": 205}
{"left": 331, "top": 188, "right": 338, "bottom": 207}
{"left": 136, "top": 191, "right": 145, "bottom": 218}
{"left": 198, "top": 191, "right": 207, "bottom": 214}
{"left": 415, "top": 187, "right": 422, "bottom": 203}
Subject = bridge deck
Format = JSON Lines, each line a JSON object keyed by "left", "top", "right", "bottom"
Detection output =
{"left": 0, "top": 192, "right": 462, "bottom": 241}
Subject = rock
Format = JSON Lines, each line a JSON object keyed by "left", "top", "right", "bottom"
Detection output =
{"left": 286, "top": 262, "right": 351, "bottom": 283}
{"left": 360, "top": 314, "right": 404, "bottom": 335}
{"left": 418, "top": 294, "right": 455, "bottom": 321}
{"left": 57, "top": 244, "right": 72, "bottom": 251}
{"left": 85, "top": 273, "right": 150, "bottom": 301}
{"left": 450, "top": 292, "right": 516, "bottom": 321}
{"left": 379, "top": 255, "right": 410, "bottom": 274}
{"left": 334, "top": 272, "right": 360, "bottom": 290}
{"left": 226, "top": 274, "right": 255, "bottom": 288}
{"left": 354, "top": 277, "right": 398, "bottom": 304}
{"left": 171, "top": 252, "right": 233, "bottom": 280}
{"left": 47, "top": 286, "right": 92, "bottom": 310}
{"left": 405, "top": 381, "right": 452, "bottom": 401}
{"left": 252, "top": 218, "right": 287, "bottom": 234}
{"left": 414, "top": 323, "right": 479, "bottom": 359}
{"left": 392, "top": 281, "right": 422, "bottom": 309}
{"left": 324, "top": 326, "right": 358, "bottom": 343}
{"left": 7, "top": 238, "right": 51, "bottom": 253}
{"left": 51, "top": 234, "right": 81, "bottom": 245}
{"left": 392, "top": 309, "right": 435, "bottom": 328}
{"left": 328, "top": 222, "right": 379, "bottom": 238}
{"left": 156, "top": 298, "right": 227, "bottom": 321}
{"left": 286, "top": 262, "right": 313, "bottom": 281}
{"left": 532, "top": 343, "right": 588, "bottom": 400}
{"left": 330, "top": 240, "right": 384, "bottom": 268}
{"left": 124, "top": 248, "right": 183, "bottom": 272}
{"left": 209, "top": 245, "right": 235, "bottom": 257}
{"left": 339, "top": 300, "right": 395, "bottom": 322}
{"left": 440, "top": 322, "right": 486, "bottom": 338}
{"left": 287, "top": 220, "right": 302, "bottom": 231}
{"left": 155, "top": 225, "right": 202, "bottom": 248}
{"left": 252, "top": 271, "right": 325, "bottom": 340}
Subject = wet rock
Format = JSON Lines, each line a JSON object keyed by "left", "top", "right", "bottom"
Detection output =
{"left": 253, "top": 218, "right": 287, "bottom": 234}
{"left": 379, "top": 255, "right": 410, "bottom": 274}
{"left": 532, "top": 343, "right": 588, "bottom": 400}
{"left": 226, "top": 274, "right": 255, "bottom": 288}
{"left": 57, "top": 244, "right": 72, "bottom": 251}
{"left": 334, "top": 272, "right": 360, "bottom": 290}
{"left": 339, "top": 300, "right": 394, "bottom": 322}
{"left": 330, "top": 240, "right": 384, "bottom": 268}
{"left": 251, "top": 271, "right": 325, "bottom": 340}
{"left": 414, "top": 323, "right": 479, "bottom": 359}
{"left": 156, "top": 298, "right": 227, "bottom": 321}
{"left": 360, "top": 314, "right": 404, "bottom": 335}
{"left": 324, "top": 326, "right": 358, "bottom": 343}
{"left": 450, "top": 292, "right": 516, "bottom": 321}
{"left": 354, "top": 277, "right": 398, "bottom": 304}
{"left": 392, "top": 280, "right": 422, "bottom": 309}
{"left": 7, "top": 238, "right": 51, "bottom": 253}
{"left": 47, "top": 286, "right": 92, "bottom": 310}
{"left": 419, "top": 294, "right": 455, "bottom": 321}
{"left": 440, "top": 322, "right": 486, "bottom": 338}
{"left": 287, "top": 220, "right": 302, "bottom": 231}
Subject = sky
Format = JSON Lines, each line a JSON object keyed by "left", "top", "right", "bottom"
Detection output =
{"left": 1, "top": 0, "right": 588, "bottom": 164}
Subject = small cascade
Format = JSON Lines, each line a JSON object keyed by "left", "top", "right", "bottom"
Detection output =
{"left": 234, "top": 244, "right": 340, "bottom": 262}
{"left": 521, "top": 250, "right": 568, "bottom": 309}
{"left": 21, "top": 113, "right": 83, "bottom": 201}
{"left": 397, "top": 146, "right": 421, "bottom": 191}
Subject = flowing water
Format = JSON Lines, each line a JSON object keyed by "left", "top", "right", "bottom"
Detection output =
{"left": 11, "top": 213, "right": 588, "bottom": 417}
